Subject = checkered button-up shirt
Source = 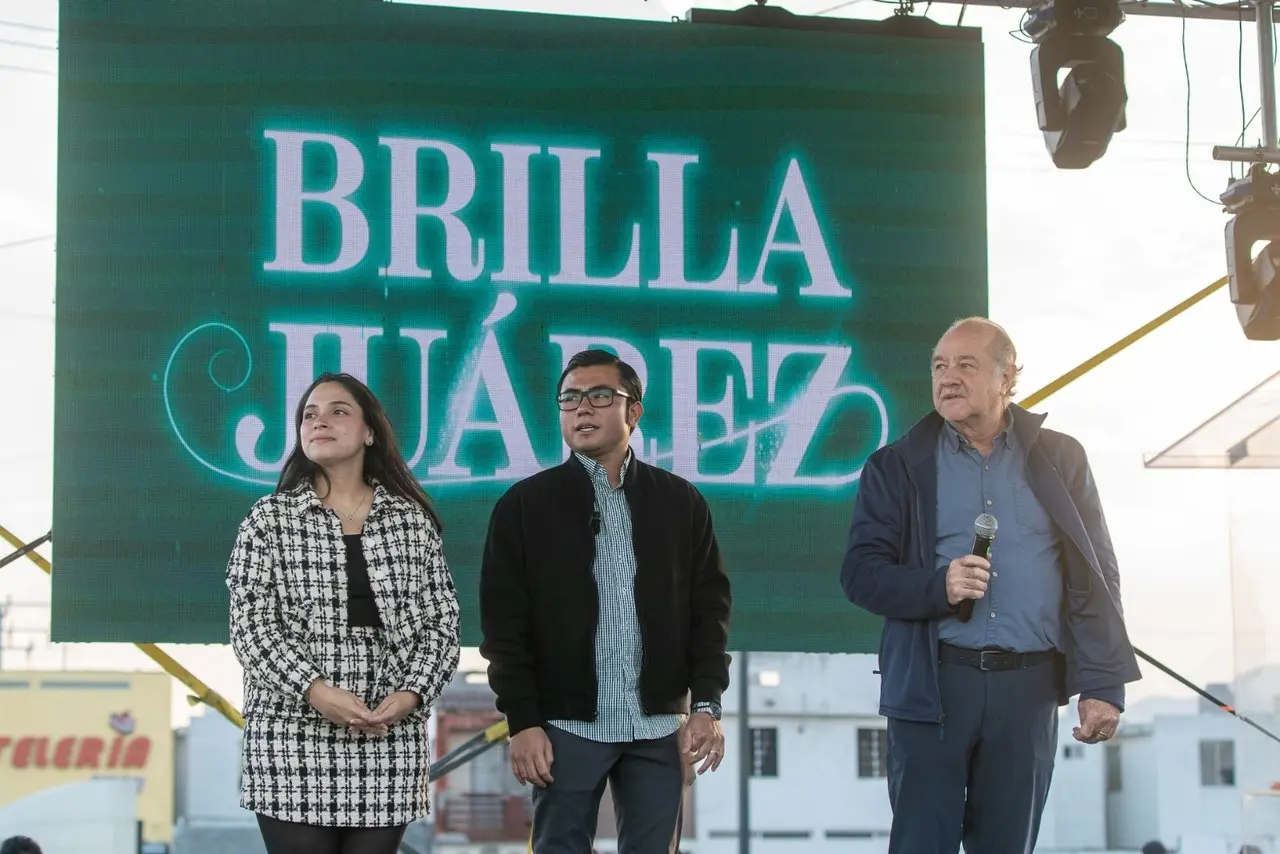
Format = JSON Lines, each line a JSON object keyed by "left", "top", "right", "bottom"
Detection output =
{"left": 547, "top": 452, "right": 683, "bottom": 743}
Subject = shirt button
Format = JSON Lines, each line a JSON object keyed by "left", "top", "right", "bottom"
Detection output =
{"left": 984, "top": 465, "right": 989, "bottom": 471}
{"left": 990, "top": 612, "right": 997, "bottom": 619}
{"left": 985, "top": 499, "right": 993, "bottom": 506}
{"left": 992, "top": 571, "right": 998, "bottom": 577}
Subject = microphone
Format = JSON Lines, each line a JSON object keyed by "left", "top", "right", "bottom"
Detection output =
{"left": 956, "top": 513, "right": 998, "bottom": 623}
{"left": 590, "top": 504, "right": 601, "bottom": 536}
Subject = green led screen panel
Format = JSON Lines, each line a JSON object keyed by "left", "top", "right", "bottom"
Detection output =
{"left": 52, "top": 0, "right": 987, "bottom": 649}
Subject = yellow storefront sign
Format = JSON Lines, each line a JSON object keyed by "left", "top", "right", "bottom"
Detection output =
{"left": 0, "top": 670, "right": 173, "bottom": 843}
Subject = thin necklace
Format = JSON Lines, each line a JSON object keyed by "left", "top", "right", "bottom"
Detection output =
{"left": 334, "top": 487, "right": 370, "bottom": 522}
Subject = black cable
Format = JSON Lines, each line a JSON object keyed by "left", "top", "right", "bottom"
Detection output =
{"left": 0, "top": 64, "right": 55, "bottom": 76}
{"left": 0, "top": 37, "right": 54, "bottom": 51}
{"left": 0, "top": 20, "right": 55, "bottom": 33}
{"left": 1232, "top": 20, "right": 1278, "bottom": 150}
{"left": 812, "top": 0, "right": 863, "bottom": 13}
{"left": 1237, "top": 0, "right": 1246, "bottom": 180}
{"left": 0, "top": 234, "right": 53, "bottom": 252}
{"left": 1179, "top": 2, "right": 1279, "bottom": 203}
{"left": 429, "top": 729, "right": 505, "bottom": 781}
{"left": 1181, "top": 2, "right": 1227, "bottom": 204}
{"left": 0, "top": 533, "right": 51, "bottom": 572}
{"left": 1010, "top": 8, "right": 1033, "bottom": 44}
{"left": 1134, "top": 647, "right": 1280, "bottom": 747}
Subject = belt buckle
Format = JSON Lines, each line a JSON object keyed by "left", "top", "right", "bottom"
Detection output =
{"left": 978, "top": 650, "right": 1004, "bottom": 671}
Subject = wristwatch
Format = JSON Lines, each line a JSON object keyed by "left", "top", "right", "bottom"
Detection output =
{"left": 691, "top": 701, "right": 722, "bottom": 721}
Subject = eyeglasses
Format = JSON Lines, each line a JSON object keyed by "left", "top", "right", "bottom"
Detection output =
{"left": 556, "top": 387, "right": 632, "bottom": 411}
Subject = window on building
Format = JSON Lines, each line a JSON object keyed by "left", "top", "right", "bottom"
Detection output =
{"left": 749, "top": 727, "right": 778, "bottom": 777}
{"left": 1199, "top": 739, "right": 1236, "bottom": 787}
{"left": 1105, "top": 744, "right": 1122, "bottom": 792}
{"left": 857, "top": 728, "right": 888, "bottom": 778}
{"left": 1063, "top": 745, "right": 1085, "bottom": 760}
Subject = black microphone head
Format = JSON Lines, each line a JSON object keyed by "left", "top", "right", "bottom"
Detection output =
{"left": 974, "top": 513, "right": 998, "bottom": 539}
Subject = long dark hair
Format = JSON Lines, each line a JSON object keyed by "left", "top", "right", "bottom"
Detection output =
{"left": 275, "top": 372, "right": 443, "bottom": 533}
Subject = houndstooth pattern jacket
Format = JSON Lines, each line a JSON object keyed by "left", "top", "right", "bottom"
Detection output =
{"left": 227, "top": 481, "right": 461, "bottom": 827}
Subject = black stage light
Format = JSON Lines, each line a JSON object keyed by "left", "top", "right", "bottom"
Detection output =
{"left": 1223, "top": 165, "right": 1280, "bottom": 340}
{"left": 1027, "top": 0, "right": 1127, "bottom": 169}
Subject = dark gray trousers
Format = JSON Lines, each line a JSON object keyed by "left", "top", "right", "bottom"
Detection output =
{"left": 531, "top": 725, "right": 687, "bottom": 854}
{"left": 886, "top": 656, "right": 1059, "bottom": 854}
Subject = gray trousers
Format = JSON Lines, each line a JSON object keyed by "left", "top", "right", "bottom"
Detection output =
{"left": 531, "top": 725, "right": 687, "bottom": 854}
{"left": 886, "top": 655, "right": 1060, "bottom": 854}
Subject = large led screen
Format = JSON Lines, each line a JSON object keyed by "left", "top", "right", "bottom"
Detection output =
{"left": 53, "top": 0, "right": 987, "bottom": 650}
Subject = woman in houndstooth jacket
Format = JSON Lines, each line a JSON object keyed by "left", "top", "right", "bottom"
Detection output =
{"left": 226, "top": 372, "right": 461, "bottom": 854}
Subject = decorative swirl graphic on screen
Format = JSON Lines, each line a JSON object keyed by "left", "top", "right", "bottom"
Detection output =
{"left": 163, "top": 322, "right": 276, "bottom": 486}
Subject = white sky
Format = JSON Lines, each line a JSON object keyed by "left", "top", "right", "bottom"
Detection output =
{"left": 1, "top": 0, "right": 1277, "bottom": 727}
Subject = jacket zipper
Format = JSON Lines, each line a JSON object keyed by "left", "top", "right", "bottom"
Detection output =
{"left": 888, "top": 446, "right": 944, "bottom": 726}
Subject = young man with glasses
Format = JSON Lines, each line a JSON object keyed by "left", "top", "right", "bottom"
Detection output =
{"left": 479, "top": 348, "right": 732, "bottom": 854}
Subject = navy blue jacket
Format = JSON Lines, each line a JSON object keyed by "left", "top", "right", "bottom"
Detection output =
{"left": 840, "top": 405, "right": 1141, "bottom": 723}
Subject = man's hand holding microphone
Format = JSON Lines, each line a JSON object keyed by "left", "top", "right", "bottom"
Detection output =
{"left": 946, "top": 554, "right": 990, "bottom": 608}
{"left": 947, "top": 514, "right": 998, "bottom": 621}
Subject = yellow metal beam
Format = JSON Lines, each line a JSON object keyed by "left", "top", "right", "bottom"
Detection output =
{"left": 0, "top": 523, "right": 244, "bottom": 729}
{"left": 0, "top": 525, "right": 50, "bottom": 574}
{"left": 1017, "top": 275, "right": 1227, "bottom": 409}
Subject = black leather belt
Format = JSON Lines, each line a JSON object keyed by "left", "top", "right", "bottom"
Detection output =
{"left": 939, "top": 643, "right": 1055, "bottom": 672}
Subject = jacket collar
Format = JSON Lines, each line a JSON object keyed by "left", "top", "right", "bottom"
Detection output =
{"left": 565, "top": 448, "right": 637, "bottom": 484}
{"left": 288, "top": 478, "right": 391, "bottom": 518}
{"left": 894, "top": 403, "right": 1047, "bottom": 466}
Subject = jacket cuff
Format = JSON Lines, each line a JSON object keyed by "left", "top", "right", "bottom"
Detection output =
{"left": 930, "top": 568, "right": 954, "bottom": 618}
{"left": 397, "top": 684, "right": 426, "bottom": 707}
{"left": 691, "top": 678, "right": 724, "bottom": 707}
{"left": 1080, "top": 685, "right": 1125, "bottom": 713}
{"left": 299, "top": 669, "right": 324, "bottom": 703}
{"left": 504, "top": 699, "right": 545, "bottom": 737}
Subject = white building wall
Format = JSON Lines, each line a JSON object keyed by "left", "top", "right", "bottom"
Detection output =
{"left": 686, "top": 653, "right": 1109, "bottom": 854}
{"left": 728, "top": 652, "right": 884, "bottom": 717}
{"left": 1236, "top": 712, "right": 1280, "bottom": 794}
{"left": 688, "top": 713, "right": 891, "bottom": 854}
{"left": 1106, "top": 729, "right": 1159, "bottom": 850}
{"left": 1242, "top": 790, "right": 1280, "bottom": 854}
{"left": 179, "top": 711, "right": 256, "bottom": 825}
{"left": 0, "top": 779, "right": 138, "bottom": 854}
{"left": 1106, "top": 712, "right": 1246, "bottom": 853}
{"left": 1153, "top": 715, "right": 1240, "bottom": 850}
{"left": 1039, "top": 699, "right": 1108, "bottom": 852}
{"left": 668, "top": 652, "right": 890, "bottom": 854}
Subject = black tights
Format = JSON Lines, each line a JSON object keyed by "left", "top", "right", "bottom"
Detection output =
{"left": 256, "top": 813, "right": 408, "bottom": 854}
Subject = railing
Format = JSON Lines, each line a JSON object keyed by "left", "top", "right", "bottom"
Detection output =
{"left": 438, "top": 792, "right": 533, "bottom": 842}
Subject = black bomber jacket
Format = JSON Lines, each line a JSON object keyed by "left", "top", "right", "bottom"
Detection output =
{"left": 478, "top": 453, "right": 732, "bottom": 735}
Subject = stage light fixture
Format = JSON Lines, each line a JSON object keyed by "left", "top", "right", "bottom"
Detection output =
{"left": 1222, "top": 165, "right": 1280, "bottom": 340}
{"left": 1027, "top": 0, "right": 1127, "bottom": 170}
